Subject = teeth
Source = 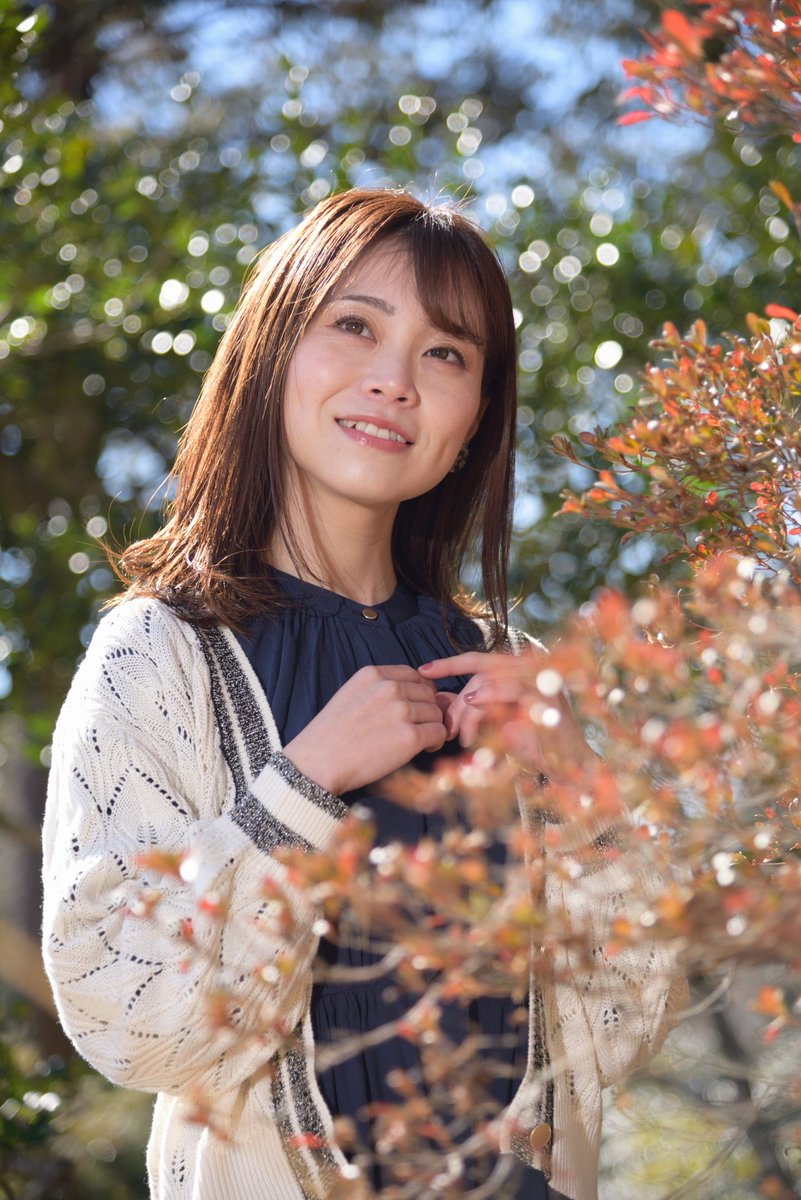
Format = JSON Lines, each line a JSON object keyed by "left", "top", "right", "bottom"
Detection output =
{"left": 338, "top": 419, "right": 408, "bottom": 443}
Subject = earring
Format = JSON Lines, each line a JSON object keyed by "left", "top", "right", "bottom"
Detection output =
{"left": 449, "top": 444, "right": 469, "bottom": 473}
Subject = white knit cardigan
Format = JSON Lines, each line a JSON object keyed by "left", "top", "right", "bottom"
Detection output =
{"left": 42, "top": 598, "right": 685, "bottom": 1200}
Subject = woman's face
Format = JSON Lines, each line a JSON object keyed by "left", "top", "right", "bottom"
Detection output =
{"left": 281, "top": 241, "right": 486, "bottom": 520}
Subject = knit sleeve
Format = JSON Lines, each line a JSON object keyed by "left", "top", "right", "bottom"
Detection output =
{"left": 41, "top": 601, "right": 341, "bottom": 1101}
{"left": 545, "top": 844, "right": 687, "bottom": 1089}
{"left": 505, "top": 624, "right": 686, "bottom": 1088}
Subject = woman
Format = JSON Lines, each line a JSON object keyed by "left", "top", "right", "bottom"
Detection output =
{"left": 42, "top": 189, "right": 681, "bottom": 1200}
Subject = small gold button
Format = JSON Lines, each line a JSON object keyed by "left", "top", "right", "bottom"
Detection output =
{"left": 528, "top": 1123, "right": 551, "bottom": 1152}
{"left": 361, "top": 607, "right": 378, "bottom": 620}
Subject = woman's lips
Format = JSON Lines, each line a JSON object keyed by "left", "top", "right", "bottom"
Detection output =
{"left": 336, "top": 417, "right": 414, "bottom": 451}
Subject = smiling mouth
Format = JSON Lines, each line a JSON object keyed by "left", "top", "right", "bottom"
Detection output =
{"left": 336, "top": 419, "right": 412, "bottom": 445}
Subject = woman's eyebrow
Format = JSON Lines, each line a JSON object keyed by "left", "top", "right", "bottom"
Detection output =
{"left": 328, "top": 292, "right": 396, "bottom": 315}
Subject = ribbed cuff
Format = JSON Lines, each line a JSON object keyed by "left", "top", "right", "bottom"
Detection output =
{"left": 236, "top": 752, "right": 347, "bottom": 853}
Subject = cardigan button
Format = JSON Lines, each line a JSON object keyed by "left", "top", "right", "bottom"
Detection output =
{"left": 361, "top": 607, "right": 378, "bottom": 620}
{"left": 528, "top": 1123, "right": 551, "bottom": 1152}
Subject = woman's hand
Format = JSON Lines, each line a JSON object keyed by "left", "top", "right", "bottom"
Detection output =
{"left": 419, "top": 652, "right": 519, "bottom": 748}
{"left": 419, "top": 652, "right": 592, "bottom": 781}
{"left": 283, "top": 665, "right": 447, "bottom": 796}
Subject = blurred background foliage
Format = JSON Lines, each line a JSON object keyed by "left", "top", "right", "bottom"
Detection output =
{"left": 1, "top": 0, "right": 799, "bottom": 1196}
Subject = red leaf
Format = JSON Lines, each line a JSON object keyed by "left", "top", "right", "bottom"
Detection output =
{"left": 290, "top": 1133, "right": 326, "bottom": 1149}
{"left": 793, "top": 133, "right": 801, "bottom": 144}
{"left": 662, "top": 8, "right": 705, "bottom": 55}
{"left": 765, "top": 303, "right": 799, "bottom": 322}
{"left": 770, "top": 181, "right": 795, "bottom": 211}
{"left": 617, "top": 110, "right": 656, "bottom": 126}
{"left": 619, "top": 85, "right": 655, "bottom": 103}
{"left": 198, "top": 892, "right": 228, "bottom": 917}
{"left": 754, "top": 985, "right": 785, "bottom": 1020}
{"left": 135, "top": 850, "right": 185, "bottom": 877}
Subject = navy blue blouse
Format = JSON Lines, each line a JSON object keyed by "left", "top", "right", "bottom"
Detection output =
{"left": 236, "top": 570, "right": 552, "bottom": 1197}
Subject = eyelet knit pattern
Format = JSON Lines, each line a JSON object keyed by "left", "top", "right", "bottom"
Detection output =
{"left": 42, "top": 599, "right": 686, "bottom": 1200}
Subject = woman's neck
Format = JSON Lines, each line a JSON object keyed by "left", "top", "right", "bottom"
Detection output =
{"left": 267, "top": 498, "right": 399, "bottom": 606}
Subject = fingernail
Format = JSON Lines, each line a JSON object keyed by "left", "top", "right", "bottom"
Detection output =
{"left": 418, "top": 662, "right": 433, "bottom": 672}
{"left": 464, "top": 690, "right": 478, "bottom": 703}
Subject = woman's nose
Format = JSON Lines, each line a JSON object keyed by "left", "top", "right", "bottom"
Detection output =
{"left": 362, "top": 350, "right": 420, "bottom": 404}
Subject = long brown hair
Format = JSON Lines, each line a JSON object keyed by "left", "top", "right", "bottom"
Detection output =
{"left": 108, "top": 188, "right": 518, "bottom": 642}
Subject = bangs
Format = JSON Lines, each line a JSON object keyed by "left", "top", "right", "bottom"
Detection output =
{"left": 396, "top": 219, "right": 495, "bottom": 351}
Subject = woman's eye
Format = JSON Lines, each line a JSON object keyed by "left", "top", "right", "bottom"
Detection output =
{"left": 335, "top": 315, "right": 368, "bottom": 336}
{"left": 428, "top": 345, "right": 466, "bottom": 367}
